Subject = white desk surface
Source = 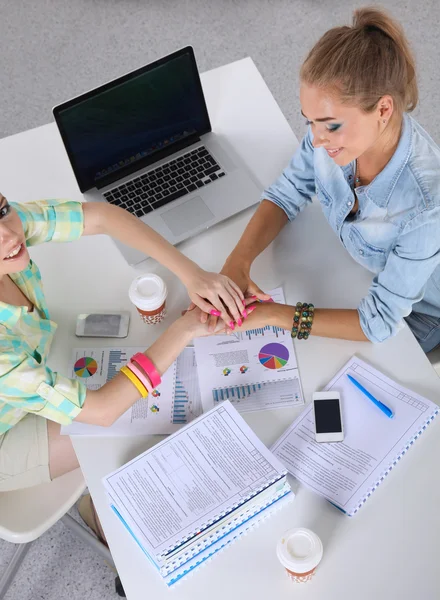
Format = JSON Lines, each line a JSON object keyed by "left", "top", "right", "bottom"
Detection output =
{"left": 1, "top": 57, "right": 440, "bottom": 600}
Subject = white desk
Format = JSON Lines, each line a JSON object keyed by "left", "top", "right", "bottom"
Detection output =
{"left": 1, "top": 58, "right": 440, "bottom": 600}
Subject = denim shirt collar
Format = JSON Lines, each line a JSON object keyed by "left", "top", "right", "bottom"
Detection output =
{"left": 341, "top": 112, "right": 413, "bottom": 208}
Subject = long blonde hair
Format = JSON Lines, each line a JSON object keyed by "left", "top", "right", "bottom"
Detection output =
{"left": 300, "top": 7, "right": 418, "bottom": 117}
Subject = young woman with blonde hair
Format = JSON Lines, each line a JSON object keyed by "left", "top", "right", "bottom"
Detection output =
{"left": 219, "top": 6, "right": 440, "bottom": 352}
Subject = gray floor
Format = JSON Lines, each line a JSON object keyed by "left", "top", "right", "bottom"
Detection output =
{"left": 0, "top": 0, "right": 439, "bottom": 598}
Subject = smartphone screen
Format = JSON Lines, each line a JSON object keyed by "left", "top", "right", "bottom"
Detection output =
{"left": 314, "top": 399, "right": 342, "bottom": 433}
{"left": 84, "top": 314, "right": 122, "bottom": 336}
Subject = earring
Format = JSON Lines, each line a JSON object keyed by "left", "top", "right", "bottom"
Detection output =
{"left": 382, "top": 119, "right": 386, "bottom": 124}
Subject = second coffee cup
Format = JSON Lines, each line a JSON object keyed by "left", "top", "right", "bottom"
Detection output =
{"left": 129, "top": 274, "right": 168, "bottom": 325}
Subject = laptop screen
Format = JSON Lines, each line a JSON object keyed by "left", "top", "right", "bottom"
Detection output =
{"left": 54, "top": 48, "right": 211, "bottom": 192}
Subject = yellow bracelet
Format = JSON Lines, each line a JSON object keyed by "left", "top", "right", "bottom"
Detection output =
{"left": 120, "top": 365, "right": 149, "bottom": 398}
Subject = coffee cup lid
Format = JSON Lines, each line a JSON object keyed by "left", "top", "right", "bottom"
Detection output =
{"left": 129, "top": 274, "right": 167, "bottom": 311}
{"left": 276, "top": 528, "right": 323, "bottom": 574}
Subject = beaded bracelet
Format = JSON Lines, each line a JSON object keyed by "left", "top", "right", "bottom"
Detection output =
{"left": 291, "top": 302, "right": 314, "bottom": 340}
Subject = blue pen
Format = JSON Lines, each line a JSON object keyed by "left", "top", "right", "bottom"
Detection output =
{"left": 347, "top": 374, "right": 394, "bottom": 418}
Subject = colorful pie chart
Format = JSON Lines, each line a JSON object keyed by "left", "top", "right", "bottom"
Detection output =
{"left": 258, "top": 343, "right": 289, "bottom": 370}
{"left": 74, "top": 356, "right": 98, "bottom": 378}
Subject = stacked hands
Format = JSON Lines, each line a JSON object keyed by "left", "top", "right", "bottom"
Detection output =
{"left": 182, "top": 260, "right": 274, "bottom": 335}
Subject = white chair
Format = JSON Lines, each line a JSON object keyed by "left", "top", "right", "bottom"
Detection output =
{"left": 0, "top": 468, "right": 114, "bottom": 599}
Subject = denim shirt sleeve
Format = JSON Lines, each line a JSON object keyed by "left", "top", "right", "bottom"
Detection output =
{"left": 358, "top": 207, "right": 440, "bottom": 343}
{"left": 262, "top": 129, "right": 316, "bottom": 220}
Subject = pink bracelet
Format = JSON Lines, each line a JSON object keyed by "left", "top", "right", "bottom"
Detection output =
{"left": 131, "top": 353, "right": 161, "bottom": 388}
{"left": 126, "top": 361, "right": 153, "bottom": 395}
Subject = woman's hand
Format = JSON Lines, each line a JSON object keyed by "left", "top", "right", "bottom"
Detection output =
{"left": 221, "top": 260, "right": 271, "bottom": 302}
{"left": 201, "top": 260, "right": 271, "bottom": 331}
{"left": 224, "top": 301, "right": 276, "bottom": 332}
{"left": 182, "top": 267, "right": 247, "bottom": 328}
{"left": 181, "top": 301, "right": 276, "bottom": 339}
{"left": 180, "top": 304, "right": 228, "bottom": 338}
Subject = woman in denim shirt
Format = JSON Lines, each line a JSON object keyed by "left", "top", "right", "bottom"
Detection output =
{"left": 220, "top": 7, "right": 440, "bottom": 353}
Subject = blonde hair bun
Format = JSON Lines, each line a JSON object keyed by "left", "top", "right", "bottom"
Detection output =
{"left": 301, "top": 6, "right": 418, "bottom": 114}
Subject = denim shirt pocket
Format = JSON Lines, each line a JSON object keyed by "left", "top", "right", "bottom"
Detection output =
{"left": 348, "top": 225, "right": 387, "bottom": 272}
{"left": 315, "top": 180, "right": 332, "bottom": 208}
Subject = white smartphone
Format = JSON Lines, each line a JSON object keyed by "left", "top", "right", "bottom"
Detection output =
{"left": 313, "top": 391, "right": 344, "bottom": 443}
{"left": 75, "top": 312, "right": 130, "bottom": 338}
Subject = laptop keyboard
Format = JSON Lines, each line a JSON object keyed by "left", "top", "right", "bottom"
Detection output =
{"left": 102, "top": 146, "right": 225, "bottom": 218}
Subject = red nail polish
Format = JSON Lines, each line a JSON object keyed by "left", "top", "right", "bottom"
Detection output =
{"left": 229, "top": 321, "right": 235, "bottom": 329}
{"left": 243, "top": 310, "right": 248, "bottom": 318}
{"left": 237, "top": 318, "right": 243, "bottom": 327}
{"left": 248, "top": 306, "right": 256, "bottom": 313}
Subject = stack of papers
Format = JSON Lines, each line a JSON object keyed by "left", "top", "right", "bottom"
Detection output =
{"left": 103, "top": 401, "right": 293, "bottom": 586}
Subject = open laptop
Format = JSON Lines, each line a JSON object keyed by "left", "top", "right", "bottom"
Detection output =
{"left": 53, "top": 46, "right": 262, "bottom": 265}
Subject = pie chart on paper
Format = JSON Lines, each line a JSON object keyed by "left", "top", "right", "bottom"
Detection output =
{"left": 258, "top": 343, "right": 289, "bottom": 370}
{"left": 74, "top": 356, "right": 98, "bottom": 378}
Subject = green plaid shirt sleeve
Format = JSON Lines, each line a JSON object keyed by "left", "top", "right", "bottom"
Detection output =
{"left": 11, "top": 199, "right": 84, "bottom": 246}
{"left": 0, "top": 341, "right": 87, "bottom": 430}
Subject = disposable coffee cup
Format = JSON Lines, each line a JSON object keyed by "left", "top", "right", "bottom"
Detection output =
{"left": 129, "top": 274, "right": 168, "bottom": 325}
{"left": 276, "top": 528, "right": 323, "bottom": 583}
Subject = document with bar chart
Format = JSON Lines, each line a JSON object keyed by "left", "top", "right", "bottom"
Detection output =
{"left": 61, "top": 347, "right": 202, "bottom": 436}
{"left": 194, "top": 288, "right": 304, "bottom": 413}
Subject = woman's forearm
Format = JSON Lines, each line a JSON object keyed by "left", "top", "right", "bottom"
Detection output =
{"left": 224, "top": 200, "right": 288, "bottom": 270}
{"left": 311, "top": 309, "right": 368, "bottom": 341}
{"left": 263, "top": 304, "right": 369, "bottom": 342}
{"left": 75, "top": 318, "right": 193, "bottom": 427}
{"left": 83, "top": 202, "right": 199, "bottom": 282}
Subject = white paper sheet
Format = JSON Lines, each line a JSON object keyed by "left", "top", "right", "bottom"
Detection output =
{"left": 272, "top": 356, "right": 439, "bottom": 515}
{"left": 62, "top": 347, "right": 201, "bottom": 436}
{"left": 194, "top": 287, "right": 304, "bottom": 412}
{"left": 103, "top": 401, "right": 288, "bottom": 559}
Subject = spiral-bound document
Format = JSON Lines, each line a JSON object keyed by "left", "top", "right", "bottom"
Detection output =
{"left": 103, "top": 401, "right": 293, "bottom": 585}
{"left": 272, "top": 356, "right": 439, "bottom": 516}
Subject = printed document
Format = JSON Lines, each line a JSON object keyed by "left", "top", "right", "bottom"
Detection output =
{"left": 272, "top": 356, "right": 439, "bottom": 515}
{"left": 194, "top": 287, "right": 303, "bottom": 412}
{"left": 103, "top": 400, "right": 287, "bottom": 557}
{"left": 62, "top": 347, "right": 201, "bottom": 436}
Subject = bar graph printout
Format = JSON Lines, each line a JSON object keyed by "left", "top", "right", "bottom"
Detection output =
{"left": 61, "top": 347, "right": 201, "bottom": 436}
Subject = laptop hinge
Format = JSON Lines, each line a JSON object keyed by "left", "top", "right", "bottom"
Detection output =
{"left": 95, "top": 134, "right": 201, "bottom": 190}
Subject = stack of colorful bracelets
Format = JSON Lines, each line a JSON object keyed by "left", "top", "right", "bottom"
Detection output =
{"left": 120, "top": 353, "right": 161, "bottom": 397}
{"left": 291, "top": 302, "right": 314, "bottom": 340}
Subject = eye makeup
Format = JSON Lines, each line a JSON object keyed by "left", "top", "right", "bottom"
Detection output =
{"left": 0, "top": 199, "right": 11, "bottom": 219}
{"left": 305, "top": 119, "right": 342, "bottom": 132}
{"left": 326, "top": 124, "right": 342, "bottom": 132}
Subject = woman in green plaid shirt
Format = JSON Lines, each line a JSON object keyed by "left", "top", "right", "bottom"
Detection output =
{"left": 0, "top": 194, "right": 266, "bottom": 495}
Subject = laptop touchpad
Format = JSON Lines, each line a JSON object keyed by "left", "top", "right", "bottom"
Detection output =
{"left": 160, "top": 196, "right": 215, "bottom": 237}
